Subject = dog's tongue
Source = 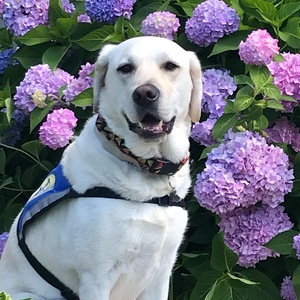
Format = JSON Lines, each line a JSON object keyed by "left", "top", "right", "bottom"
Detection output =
{"left": 140, "top": 114, "right": 163, "bottom": 131}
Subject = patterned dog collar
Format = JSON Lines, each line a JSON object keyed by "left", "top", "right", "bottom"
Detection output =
{"left": 95, "top": 115, "right": 189, "bottom": 176}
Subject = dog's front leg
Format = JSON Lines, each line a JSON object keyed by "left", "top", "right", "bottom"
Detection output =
{"left": 78, "top": 272, "right": 112, "bottom": 300}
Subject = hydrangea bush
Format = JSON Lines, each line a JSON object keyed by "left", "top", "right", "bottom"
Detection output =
{"left": 0, "top": 0, "right": 300, "bottom": 299}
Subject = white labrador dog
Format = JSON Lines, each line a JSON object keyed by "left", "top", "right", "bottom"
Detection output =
{"left": 0, "top": 36, "right": 202, "bottom": 300}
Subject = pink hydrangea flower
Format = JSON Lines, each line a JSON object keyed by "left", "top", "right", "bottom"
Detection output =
{"left": 239, "top": 29, "right": 279, "bottom": 65}
{"left": 141, "top": 11, "right": 180, "bottom": 40}
{"left": 39, "top": 108, "right": 77, "bottom": 150}
{"left": 267, "top": 52, "right": 300, "bottom": 112}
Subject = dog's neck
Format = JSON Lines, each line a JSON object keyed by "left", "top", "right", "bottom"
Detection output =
{"left": 95, "top": 115, "right": 189, "bottom": 176}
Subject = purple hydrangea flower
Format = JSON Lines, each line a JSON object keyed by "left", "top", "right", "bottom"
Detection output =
{"left": 78, "top": 13, "right": 92, "bottom": 23}
{"left": 219, "top": 205, "right": 293, "bottom": 267}
{"left": 194, "top": 130, "right": 294, "bottom": 215}
{"left": 0, "top": 232, "right": 9, "bottom": 258}
{"left": 64, "top": 63, "right": 94, "bottom": 102}
{"left": 191, "top": 118, "right": 217, "bottom": 147}
{"left": 141, "top": 11, "right": 180, "bottom": 40}
{"left": 185, "top": 0, "right": 240, "bottom": 47}
{"left": 0, "top": 0, "right": 4, "bottom": 15}
{"left": 239, "top": 29, "right": 279, "bottom": 65}
{"left": 293, "top": 234, "right": 300, "bottom": 259}
{"left": 202, "top": 69, "right": 237, "bottom": 118}
{"left": 14, "top": 64, "right": 73, "bottom": 114}
{"left": 267, "top": 53, "right": 300, "bottom": 112}
{"left": 265, "top": 117, "right": 300, "bottom": 152}
{"left": 86, "top": 0, "right": 136, "bottom": 23}
{"left": 0, "top": 48, "right": 16, "bottom": 74}
{"left": 61, "top": 0, "right": 75, "bottom": 14}
{"left": 280, "top": 276, "right": 297, "bottom": 300}
{"left": 39, "top": 108, "right": 77, "bottom": 150}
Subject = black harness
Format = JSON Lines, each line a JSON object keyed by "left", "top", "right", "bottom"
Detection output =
{"left": 17, "top": 164, "right": 185, "bottom": 300}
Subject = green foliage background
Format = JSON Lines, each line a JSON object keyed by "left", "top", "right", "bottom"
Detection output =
{"left": 1, "top": 0, "right": 300, "bottom": 299}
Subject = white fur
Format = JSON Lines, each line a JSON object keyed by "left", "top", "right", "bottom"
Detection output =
{"left": 0, "top": 36, "right": 202, "bottom": 300}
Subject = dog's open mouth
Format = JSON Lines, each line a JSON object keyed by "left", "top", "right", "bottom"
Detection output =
{"left": 125, "top": 114, "right": 176, "bottom": 140}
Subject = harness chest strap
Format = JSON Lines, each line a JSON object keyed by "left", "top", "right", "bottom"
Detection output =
{"left": 17, "top": 164, "right": 185, "bottom": 300}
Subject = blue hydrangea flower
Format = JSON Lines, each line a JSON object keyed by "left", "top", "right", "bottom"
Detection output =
{"left": 86, "top": 0, "right": 136, "bottom": 23}
{"left": 185, "top": 0, "right": 240, "bottom": 47}
{"left": 202, "top": 68, "right": 237, "bottom": 118}
{"left": 0, "top": 48, "right": 16, "bottom": 74}
{"left": 194, "top": 130, "right": 294, "bottom": 215}
{"left": 191, "top": 118, "right": 218, "bottom": 147}
{"left": 0, "top": 232, "right": 9, "bottom": 258}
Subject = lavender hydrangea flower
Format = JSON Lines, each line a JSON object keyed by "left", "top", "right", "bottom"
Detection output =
{"left": 191, "top": 118, "right": 217, "bottom": 147}
{"left": 0, "top": 0, "right": 4, "bottom": 15}
{"left": 86, "top": 0, "right": 136, "bottom": 23}
{"left": 39, "top": 108, "right": 77, "bottom": 150}
{"left": 141, "top": 11, "right": 180, "bottom": 40}
{"left": 0, "top": 232, "right": 9, "bottom": 258}
{"left": 280, "top": 276, "right": 297, "bottom": 300}
{"left": 265, "top": 117, "right": 300, "bottom": 152}
{"left": 64, "top": 63, "right": 94, "bottom": 102}
{"left": 219, "top": 205, "right": 293, "bottom": 267}
{"left": 194, "top": 131, "right": 294, "bottom": 215}
{"left": 202, "top": 69, "right": 237, "bottom": 118}
{"left": 0, "top": 48, "right": 16, "bottom": 74}
{"left": 267, "top": 53, "right": 300, "bottom": 112}
{"left": 14, "top": 64, "right": 73, "bottom": 114}
{"left": 78, "top": 13, "right": 92, "bottom": 23}
{"left": 293, "top": 234, "right": 300, "bottom": 259}
{"left": 239, "top": 29, "right": 279, "bottom": 65}
{"left": 185, "top": 0, "right": 240, "bottom": 47}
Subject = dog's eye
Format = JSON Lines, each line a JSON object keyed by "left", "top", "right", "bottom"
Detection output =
{"left": 117, "top": 64, "right": 134, "bottom": 74}
{"left": 163, "top": 62, "right": 179, "bottom": 71}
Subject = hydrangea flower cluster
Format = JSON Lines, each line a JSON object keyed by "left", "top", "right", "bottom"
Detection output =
{"left": 265, "top": 117, "right": 300, "bottom": 152}
{"left": 219, "top": 205, "right": 292, "bottom": 267}
{"left": 185, "top": 0, "right": 240, "bottom": 47}
{"left": 0, "top": 0, "right": 4, "bottom": 15}
{"left": 238, "top": 29, "right": 279, "bottom": 65}
{"left": 267, "top": 53, "right": 300, "bottom": 112}
{"left": 141, "top": 11, "right": 180, "bottom": 40}
{"left": 191, "top": 118, "right": 217, "bottom": 147}
{"left": 202, "top": 68, "right": 237, "bottom": 118}
{"left": 14, "top": 64, "right": 73, "bottom": 114}
{"left": 2, "top": 0, "right": 81, "bottom": 36}
{"left": 293, "top": 234, "right": 300, "bottom": 259}
{"left": 0, "top": 109, "right": 27, "bottom": 146}
{"left": 280, "top": 276, "right": 297, "bottom": 300}
{"left": 0, "top": 48, "right": 16, "bottom": 74}
{"left": 39, "top": 108, "right": 77, "bottom": 150}
{"left": 195, "top": 130, "right": 294, "bottom": 215}
{"left": 64, "top": 63, "right": 94, "bottom": 102}
{"left": 0, "top": 232, "right": 9, "bottom": 258}
{"left": 85, "top": 0, "right": 136, "bottom": 23}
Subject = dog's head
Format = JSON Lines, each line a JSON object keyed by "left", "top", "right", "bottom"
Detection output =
{"left": 93, "top": 36, "right": 202, "bottom": 159}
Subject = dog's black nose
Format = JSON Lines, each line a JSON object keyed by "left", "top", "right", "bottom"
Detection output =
{"left": 132, "top": 84, "right": 160, "bottom": 107}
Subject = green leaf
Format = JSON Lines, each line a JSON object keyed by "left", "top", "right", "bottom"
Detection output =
{"left": 16, "top": 25, "right": 54, "bottom": 46}
{"left": 21, "top": 140, "right": 44, "bottom": 160}
{"left": 200, "top": 143, "right": 220, "bottom": 160}
{"left": 209, "top": 31, "right": 250, "bottom": 57}
{"left": 212, "top": 113, "right": 239, "bottom": 139}
{"left": 279, "top": 17, "right": 300, "bottom": 49}
{"left": 0, "top": 28, "right": 12, "bottom": 47}
{"left": 224, "top": 101, "right": 238, "bottom": 114}
{"left": 243, "top": 105, "right": 263, "bottom": 121}
{"left": 291, "top": 179, "right": 300, "bottom": 197}
{"left": 240, "top": 269, "right": 281, "bottom": 300}
{"left": 30, "top": 101, "right": 56, "bottom": 133}
{"left": 264, "top": 230, "right": 298, "bottom": 255}
{"left": 4, "top": 98, "right": 14, "bottom": 124}
{"left": 280, "top": 94, "right": 298, "bottom": 102}
{"left": 234, "top": 75, "right": 253, "bottom": 86}
{"left": 277, "top": 2, "right": 300, "bottom": 23}
{"left": 49, "top": 0, "right": 70, "bottom": 25}
{"left": 234, "top": 95, "right": 254, "bottom": 111}
{"left": 0, "top": 148, "right": 6, "bottom": 175}
{"left": 211, "top": 232, "right": 238, "bottom": 272}
{"left": 54, "top": 16, "right": 78, "bottom": 38}
{"left": 71, "top": 87, "right": 93, "bottom": 107}
{"left": 262, "top": 84, "right": 281, "bottom": 100}
{"left": 73, "top": 26, "right": 115, "bottom": 51}
{"left": 190, "top": 270, "right": 223, "bottom": 300}
{"left": 253, "top": 115, "right": 269, "bottom": 130}
{"left": 249, "top": 65, "right": 272, "bottom": 94}
{"left": 114, "top": 16, "right": 125, "bottom": 35}
{"left": 42, "top": 45, "right": 70, "bottom": 70}
{"left": 227, "top": 273, "right": 258, "bottom": 285}
{"left": 293, "top": 265, "right": 300, "bottom": 299}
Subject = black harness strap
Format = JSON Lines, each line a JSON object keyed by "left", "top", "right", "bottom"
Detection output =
{"left": 18, "top": 186, "right": 185, "bottom": 300}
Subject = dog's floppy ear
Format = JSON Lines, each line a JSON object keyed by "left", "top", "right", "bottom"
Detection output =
{"left": 188, "top": 52, "right": 203, "bottom": 123}
{"left": 93, "top": 44, "right": 117, "bottom": 113}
